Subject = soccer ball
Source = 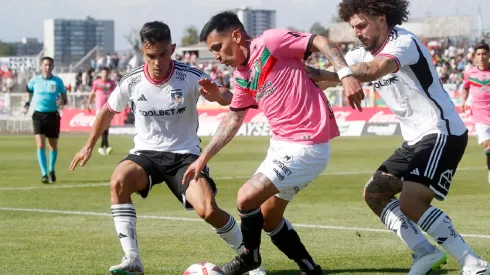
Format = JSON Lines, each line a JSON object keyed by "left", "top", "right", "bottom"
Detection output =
{"left": 183, "top": 262, "right": 225, "bottom": 275}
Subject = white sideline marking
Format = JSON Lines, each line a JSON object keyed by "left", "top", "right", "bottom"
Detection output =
{"left": 0, "top": 167, "right": 485, "bottom": 191}
{"left": 0, "top": 207, "right": 489, "bottom": 239}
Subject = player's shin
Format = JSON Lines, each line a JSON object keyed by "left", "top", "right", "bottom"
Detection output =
{"left": 37, "top": 148, "right": 48, "bottom": 176}
{"left": 238, "top": 208, "right": 264, "bottom": 255}
{"left": 49, "top": 150, "right": 57, "bottom": 172}
{"left": 485, "top": 148, "right": 490, "bottom": 170}
{"left": 111, "top": 204, "right": 139, "bottom": 258}
{"left": 214, "top": 214, "right": 244, "bottom": 254}
{"left": 267, "top": 218, "right": 317, "bottom": 272}
{"left": 417, "top": 206, "right": 479, "bottom": 266}
{"left": 381, "top": 198, "right": 433, "bottom": 254}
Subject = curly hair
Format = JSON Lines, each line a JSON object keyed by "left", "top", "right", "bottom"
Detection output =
{"left": 338, "top": 0, "right": 410, "bottom": 27}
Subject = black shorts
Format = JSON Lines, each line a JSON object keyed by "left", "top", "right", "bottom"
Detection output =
{"left": 121, "top": 151, "right": 217, "bottom": 209}
{"left": 377, "top": 131, "right": 468, "bottom": 201}
{"left": 32, "top": 111, "right": 61, "bottom": 139}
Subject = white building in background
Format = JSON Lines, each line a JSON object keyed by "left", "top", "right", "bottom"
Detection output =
{"left": 236, "top": 7, "right": 276, "bottom": 38}
{"left": 43, "top": 17, "right": 114, "bottom": 67}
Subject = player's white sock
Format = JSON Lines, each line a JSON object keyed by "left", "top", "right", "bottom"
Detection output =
{"left": 112, "top": 204, "right": 139, "bottom": 258}
{"left": 418, "top": 206, "right": 479, "bottom": 266}
{"left": 214, "top": 215, "right": 244, "bottom": 254}
{"left": 381, "top": 199, "right": 432, "bottom": 253}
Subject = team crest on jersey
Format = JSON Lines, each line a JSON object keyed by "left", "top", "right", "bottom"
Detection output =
{"left": 49, "top": 84, "right": 56, "bottom": 92}
{"left": 171, "top": 91, "right": 184, "bottom": 103}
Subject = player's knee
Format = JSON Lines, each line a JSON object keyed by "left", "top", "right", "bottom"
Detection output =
{"left": 110, "top": 175, "right": 131, "bottom": 199}
{"left": 364, "top": 171, "right": 401, "bottom": 202}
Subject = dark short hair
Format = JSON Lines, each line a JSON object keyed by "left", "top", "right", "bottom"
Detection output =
{"left": 475, "top": 43, "right": 490, "bottom": 53}
{"left": 338, "top": 0, "right": 410, "bottom": 27}
{"left": 200, "top": 11, "right": 245, "bottom": 42}
{"left": 101, "top": 66, "right": 110, "bottom": 73}
{"left": 140, "top": 21, "right": 172, "bottom": 44}
{"left": 41, "top": 56, "right": 54, "bottom": 64}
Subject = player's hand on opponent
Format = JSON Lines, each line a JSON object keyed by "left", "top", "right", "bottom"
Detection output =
{"left": 69, "top": 146, "right": 93, "bottom": 171}
{"left": 182, "top": 157, "right": 207, "bottom": 184}
{"left": 198, "top": 78, "right": 221, "bottom": 102}
{"left": 341, "top": 76, "right": 365, "bottom": 111}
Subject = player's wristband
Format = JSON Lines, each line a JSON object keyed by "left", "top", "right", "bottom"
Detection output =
{"left": 337, "top": 67, "right": 354, "bottom": 80}
{"left": 24, "top": 102, "right": 30, "bottom": 109}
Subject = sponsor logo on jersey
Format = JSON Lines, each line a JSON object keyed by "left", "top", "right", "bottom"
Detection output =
{"left": 128, "top": 75, "right": 142, "bottom": 88}
{"left": 139, "top": 107, "right": 186, "bottom": 117}
{"left": 175, "top": 71, "right": 186, "bottom": 81}
{"left": 373, "top": 76, "right": 399, "bottom": 89}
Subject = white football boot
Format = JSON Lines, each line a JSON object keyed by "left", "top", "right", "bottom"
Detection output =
{"left": 249, "top": 265, "right": 267, "bottom": 275}
{"left": 109, "top": 256, "right": 144, "bottom": 275}
{"left": 98, "top": 147, "right": 106, "bottom": 156}
{"left": 462, "top": 257, "right": 489, "bottom": 275}
{"left": 408, "top": 245, "right": 447, "bottom": 275}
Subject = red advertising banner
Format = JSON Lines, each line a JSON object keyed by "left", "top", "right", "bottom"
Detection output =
{"left": 61, "top": 107, "right": 476, "bottom": 137}
{"left": 60, "top": 108, "right": 127, "bottom": 132}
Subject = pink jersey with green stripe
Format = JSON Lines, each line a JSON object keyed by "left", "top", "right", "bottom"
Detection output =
{"left": 463, "top": 67, "right": 490, "bottom": 124}
{"left": 231, "top": 29, "right": 339, "bottom": 144}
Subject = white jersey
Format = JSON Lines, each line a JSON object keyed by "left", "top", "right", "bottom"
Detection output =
{"left": 107, "top": 61, "right": 215, "bottom": 155}
{"left": 345, "top": 26, "right": 467, "bottom": 144}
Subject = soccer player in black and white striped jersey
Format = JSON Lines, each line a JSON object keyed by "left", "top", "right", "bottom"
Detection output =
{"left": 306, "top": 0, "right": 488, "bottom": 274}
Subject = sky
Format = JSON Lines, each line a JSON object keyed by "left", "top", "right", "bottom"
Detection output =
{"left": 1, "top": 0, "right": 490, "bottom": 51}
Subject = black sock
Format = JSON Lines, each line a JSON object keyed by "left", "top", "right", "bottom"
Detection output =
{"left": 101, "top": 130, "right": 109, "bottom": 148}
{"left": 267, "top": 218, "right": 316, "bottom": 271}
{"left": 486, "top": 153, "right": 490, "bottom": 170}
{"left": 238, "top": 208, "right": 264, "bottom": 255}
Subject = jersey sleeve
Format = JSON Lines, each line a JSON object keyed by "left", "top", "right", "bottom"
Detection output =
{"left": 463, "top": 70, "right": 471, "bottom": 90}
{"left": 262, "top": 29, "right": 316, "bottom": 60}
{"left": 378, "top": 36, "right": 419, "bottom": 73}
{"left": 27, "top": 78, "right": 35, "bottom": 93}
{"left": 230, "top": 79, "right": 258, "bottom": 111}
{"left": 56, "top": 77, "right": 66, "bottom": 94}
{"left": 106, "top": 82, "right": 130, "bottom": 113}
{"left": 344, "top": 48, "right": 362, "bottom": 66}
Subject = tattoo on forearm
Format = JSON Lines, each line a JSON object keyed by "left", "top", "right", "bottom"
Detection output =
{"left": 203, "top": 110, "right": 246, "bottom": 158}
{"left": 323, "top": 39, "right": 348, "bottom": 71}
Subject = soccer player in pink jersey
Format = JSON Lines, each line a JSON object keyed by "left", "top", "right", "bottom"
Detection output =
{"left": 462, "top": 43, "right": 490, "bottom": 183}
{"left": 183, "top": 11, "right": 364, "bottom": 275}
{"left": 86, "top": 66, "right": 117, "bottom": 155}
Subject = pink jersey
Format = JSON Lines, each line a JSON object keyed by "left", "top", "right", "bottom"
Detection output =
{"left": 231, "top": 29, "right": 339, "bottom": 144}
{"left": 463, "top": 67, "right": 490, "bottom": 124}
{"left": 92, "top": 79, "right": 116, "bottom": 110}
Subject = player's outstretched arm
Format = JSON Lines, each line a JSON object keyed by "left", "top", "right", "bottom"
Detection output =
{"left": 69, "top": 104, "right": 115, "bottom": 170}
{"left": 198, "top": 78, "right": 233, "bottom": 106}
{"left": 311, "top": 35, "right": 365, "bottom": 111}
{"left": 182, "top": 108, "right": 247, "bottom": 183}
{"left": 349, "top": 56, "right": 399, "bottom": 82}
{"left": 304, "top": 64, "right": 341, "bottom": 90}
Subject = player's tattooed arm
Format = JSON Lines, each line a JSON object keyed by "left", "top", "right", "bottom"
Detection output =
{"left": 311, "top": 35, "right": 349, "bottom": 72}
{"left": 364, "top": 171, "right": 403, "bottom": 216}
{"left": 350, "top": 56, "right": 399, "bottom": 82}
{"left": 201, "top": 108, "right": 248, "bottom": 161}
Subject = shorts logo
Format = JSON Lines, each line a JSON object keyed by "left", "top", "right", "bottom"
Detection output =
{"left": 282, "top": 154, "right": 293, "bottom": 163}
{"left": 171, "top": 91, "right": 184, "bottom": 104}
{"left": 437, "top": 169, "right": 453, "bottom": 192}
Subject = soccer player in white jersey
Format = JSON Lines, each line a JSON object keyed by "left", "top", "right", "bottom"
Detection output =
{"left": 69, "top": 21, "right": 266, "bottom": 275}
{"left": 305, "top": 1, "right": 489, "bottom": 274}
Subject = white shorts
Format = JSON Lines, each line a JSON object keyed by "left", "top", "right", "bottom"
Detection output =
{"left": 255, "top": 139, "right": 331, "bottom": 201}
{"left": 475, "top": 123, "right": 490, "bottom": 145}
